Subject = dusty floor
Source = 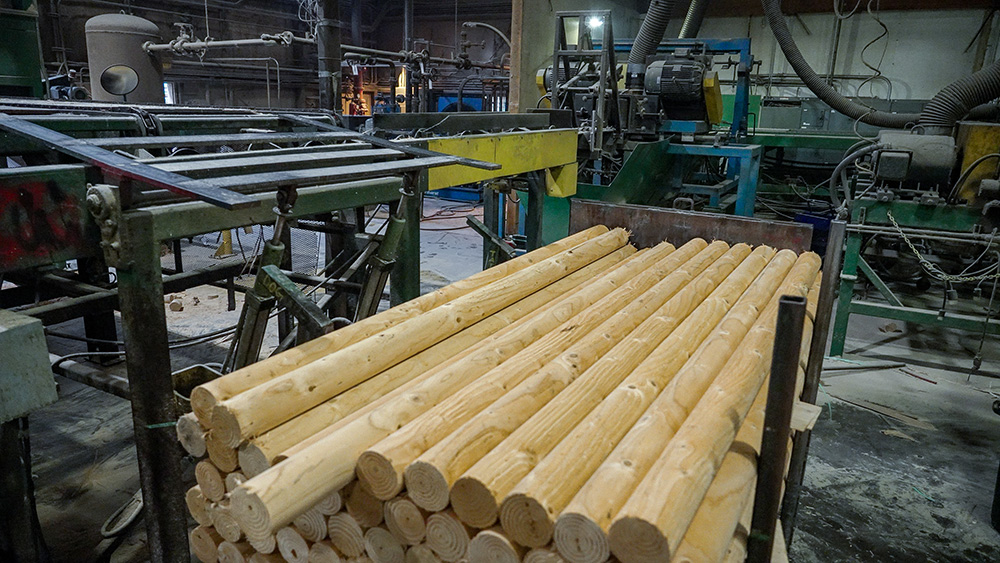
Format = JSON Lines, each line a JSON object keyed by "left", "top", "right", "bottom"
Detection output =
{"left": 24, "top": 201, "right": 1000, "bottom": 561}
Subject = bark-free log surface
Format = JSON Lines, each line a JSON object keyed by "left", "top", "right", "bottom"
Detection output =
{"left": 451, "top": 243, "right": 751, "bottom": 529}
{"left": 178, "top": 412, "right": 207, "bottom": 457}
{"left": 405, "top": 241, "right": 722, "bottom": 514}
{"left": 190, "top": 525, "right": 223, "bottom": 563}
{"left": 240, "top": 246, "right": 634, "bottom": 477}
{"left": 365, "top": 526, "right": 405, "bottom": 563}
{"left": 229, "top": 235, "right": 641, "bottom": 536}
{"left": 359, "top": 240, "right": 690, "bottom": 501}
{"left": 213, "top": 230, "right": 628, "bottom": 447}
{"left": 189, "top": 225, "right": 610, "bottom": 424}
{"left": 384, "top": 496, "right": 427, "bottom": 546}
{"left": 607, "top": 253, "right": 820, "bottom": 562}
{"left": 499, "top": 245, "right": 774, "bottom": 548}
{"left": 467, "top": 527, "right": 526, "bottom": 563}
{"left": 328, "top": 512, "right": 366, "bottom": 557}
{"left": 554, "top": 251, "right": 810, "bottom": 563}
{"left": 424, "top": 510, "right": 472, "bottom": 563}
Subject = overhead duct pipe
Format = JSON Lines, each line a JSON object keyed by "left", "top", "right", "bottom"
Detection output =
{"left": 627, "top": 0, "right": 677, "bottom": 87}
{"left": 678, "top": 0, "right": 710, "bottom": 39}
{"left": 762, "top": 0, "right": 1000, "bottom": 132}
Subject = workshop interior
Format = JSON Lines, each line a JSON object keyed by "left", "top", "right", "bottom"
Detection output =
{"left": 2, "top": 0, "right": 1000, "bottom": 561}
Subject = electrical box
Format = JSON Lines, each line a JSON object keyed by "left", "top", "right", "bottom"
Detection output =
{"left": 0, "top": 309, "right": 57, "bottom": 423}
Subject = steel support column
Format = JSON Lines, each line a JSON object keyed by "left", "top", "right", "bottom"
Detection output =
{"left": 390, "top": 173, "right": 422, "bottom": 305}
{"left": 318, "top": 0, "right": 342, "bottom": 111}
{"left": 116, "top": 210, "right": 188, "bottom": 563}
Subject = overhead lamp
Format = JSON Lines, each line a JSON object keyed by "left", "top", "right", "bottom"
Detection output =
{"left": 587, "top": 16, "right": 604, "bottom": 28}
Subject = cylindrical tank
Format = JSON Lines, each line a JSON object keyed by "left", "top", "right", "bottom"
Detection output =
{"left": 85, "top": 14, "right": 164, "bottom": 103}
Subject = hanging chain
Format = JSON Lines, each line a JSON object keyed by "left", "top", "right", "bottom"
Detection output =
{"left": 885, "top": 210, "right": 1000, "bottom": 282}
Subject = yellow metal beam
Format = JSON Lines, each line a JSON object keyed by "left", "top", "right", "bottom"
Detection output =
{"left": 425, "top": 129, "right": 578, "bottom": 197}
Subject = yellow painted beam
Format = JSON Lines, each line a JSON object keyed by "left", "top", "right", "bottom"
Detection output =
{"left": 425, "top": 129, "right": 578, "bottom": 197}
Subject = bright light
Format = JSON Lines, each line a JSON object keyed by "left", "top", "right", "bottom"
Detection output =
{"left": 587, "top": 16, "right": 604, "bottom": 28}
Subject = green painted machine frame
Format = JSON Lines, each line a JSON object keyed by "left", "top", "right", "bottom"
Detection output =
{"left": 829, "top": 198, "right": 1000, "bottom": 356}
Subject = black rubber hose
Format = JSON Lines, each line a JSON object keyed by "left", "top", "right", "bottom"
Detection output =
{"left": 762, "top": 0, "right": 916, "bottom": 128}
{"left": 918, "top": 60, "right": 1000, "bottom": 134}
{"left": 678, "top": 0, "right": 710, "bottom": 39}
{"left": 628, "top": 0, "right": 678, "bottom": 68}
{"left": 829, "top": 144, "right": 884, "bottom": 211}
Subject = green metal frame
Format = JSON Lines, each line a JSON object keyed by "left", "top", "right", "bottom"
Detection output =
{"left": 829, "top": 199, "right": 1000, "bottom": 356}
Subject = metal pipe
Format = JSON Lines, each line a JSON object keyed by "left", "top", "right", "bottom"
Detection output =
{"left": 678, "top": 0, "right": 710, "bottom": 39}
{"left": 780, "top": 219, "right": 845, "bottom": 543}
{"left": 318, "top": 0, "right": 342, "bottom": 111}
{"left": 462, "top": 21, "right": 511, "bottom": 48}
{"left": 847, "top": 224, "right": 1000, "bottom": 244}
{"left": 747, "top": 294, "right": 808, "bottom": 563}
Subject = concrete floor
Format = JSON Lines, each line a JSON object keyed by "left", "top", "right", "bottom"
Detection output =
{"left": 23, "top": 205, "right": 1000, "bottom": 561}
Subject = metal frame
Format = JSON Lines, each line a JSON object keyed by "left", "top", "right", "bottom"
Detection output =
{"left": 829, "top": 199, "right": 1000, "bottom": 356}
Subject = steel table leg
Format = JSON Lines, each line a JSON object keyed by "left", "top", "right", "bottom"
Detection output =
{"left": 117, "top": 210, "right": 188, "bottom": 563}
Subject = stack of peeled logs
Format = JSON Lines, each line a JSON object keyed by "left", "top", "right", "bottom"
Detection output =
{"left": 176, "top": 225, "right": 822, "bottom": 563}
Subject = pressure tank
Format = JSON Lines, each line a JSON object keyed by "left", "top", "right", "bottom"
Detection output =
{"left": 85, "top": 14, "right": 164, "bottom": 103}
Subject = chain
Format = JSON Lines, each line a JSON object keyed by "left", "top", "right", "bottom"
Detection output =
{"left": 885, "top": 210, "right": 1000, "bottom": 282}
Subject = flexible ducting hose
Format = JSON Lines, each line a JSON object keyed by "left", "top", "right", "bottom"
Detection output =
{"left": 761, "top": 0, "right": 916, "bottom": 128}
{"left": 918, "top": 61, "right": 1000, "bottom": 134}
{"left": 678, "top": 0, "right": 710, "bottom": 39}
{"left": 628, "top": 0, "right": 677, "bottom": 70}
{"left": 829, "top": 144, "right": 884, "bottom": 212}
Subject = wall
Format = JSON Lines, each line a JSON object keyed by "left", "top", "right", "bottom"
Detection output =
{"left": 511, "top": 1, "right": 998, "bottom": 112}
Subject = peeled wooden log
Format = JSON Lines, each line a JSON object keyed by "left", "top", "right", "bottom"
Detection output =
{"left": 237, "top": 247, "right": 634, "bottom": 477}
{"left": 404, "top": 544, "right": 440, "bottom": 563}
{"left": 187, "top": 486, "right": 212, "bottom": 526}
{"left": 229, "top": 234, "right": 644, "bottom": 537}
{"left": 404, "top": 241, "right": 722, "bottom": 514}
{"left": 316, "top": 492, "right": 343, "bottom": 516}
{"left": 424, "top": 510, "right": 473, "bottom": 563}
{"left": 197, "top": 460, "right": 227, "bottom": 502}
{"left": 190, "top": 525, "right": 223, "bottom": 563}
{"left": 212, "top": 229, "right": 629, "bottom": 447}
{"left": 277, "top": 526, "right": 311, "bottom": 563}
{"left": 523, "top": 548, "right": 567, "bottom": 563}
{"left": 308, "top": 540, "right": 343, "bottom": 563}
{"left": 248, "top": 532, "right": 276, "bottom": 555}
{"left": 451, "top": 243, "right": 752, "bottom": 529}
{"left": 226, "top": 472, "right": 247, "bottom": 493}
{"left": 467, "top": 527, "right": 526, "bottom": 563}
{"left": 217, "top": 540, "right": 255, "bottom": 563}
{"left": 206, "top": 431, "right": 239, "bottom": 472}
{"left": 358, "top": 240, "right": 691, "bottom": 501}
{"left": 607, "top": 253, "right": 820, "bottom": 562}
{"left": 189, "top": 225, "right": 610, "bottom": 424}
{"left": 554, "top": 251, "right": 813, "bottom": 563}
{"left": 499, "top": 245, "right": 775, "bottom": 548}
{"left": 365, "top": 526, "right": 405, "bottom": 563}
{"left": 178, "top": 412, "right": 207, "bottom": 457}
{"left": 294, "top": 506, "right": 329, "bottom": 542}
{"left": 328, "top": 512, "right": 367, "bottom": 557}
{"left": 383, "top": 496, "right": 427, "bottom": 546}
{"left": 346, "top": 481, "right": 384, "bottom": 528}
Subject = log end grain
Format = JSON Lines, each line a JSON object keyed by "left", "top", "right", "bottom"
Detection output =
{"left": 196, "top": 460, "right": 227, "bottom": 502}
{"left": 213, "top": 506, "right": 245, "bottom": 543}
{"left": 187, "top": 486, "right": 213, "bottom": 527}
{"left": 178, "top": 412, "right": 208, "bottom": 457}
{"left": 607, "top": 516, "right": 669, "bottom": 563}
{"left": 383, "top": 497, "right": 427, "bottom": 546}
{"left": 218, "top": 540, "right": 254, "bottom": 563}
{"left": 403, "top": 462, "right": 451, "bottom": 512}
{"left": 328, "top": 512, "right": 367, "bottom": 558}
{"left": 467, "top": 528, "right": 525, "bottom": 563}
{"left": 523, "top": 547, "right": 568, "bottom": 563}
{"left": 225, "top": 471, "right": 247, "bottom": 493}
{"left": 498, "top": 493, "right": 553, "bottom": 549}
{"left": 364, "top": 526, "right": 405, "bottom": 563}
{"left": 230, "top": 489, "right": 276, "bottom": 552}
{"left": 356, "top": 450, "right": 404, "bottom": 501}
{"left": 211, "top": 404, "right": 245, "bottom": 449}
{"left": 191, "top": 386, "right": 218, "bottom": 427}
{"left": 238, "top": 444, "right": 271, "bottom": 478}
{"left": 248, "top": 532, "right": 277, "bottom": 555}
{"left": 345, "top": 481, "right": 385, "bottom": 528}
{"left": 206, "top": 431, "right": 240, "bottom": 472}
{"left": 424, "top": 511, "right": 472, "bottom": 563}
{"left": 294, "top": 507, "right": 330, "bottom": 542}
{"left": 315, "top": 492, "right": 343, "bottom": 516}
{"left": 404, "top": 544, "right": 441, "bottom": 563}
{"left": 308, "top": 540, "right": 344, "bottom": 563}
{"left": 552, "top": 512, "right": 608, "bottom": 563}
{"left": 190, "top": 525, "right": 223, "bottom": 563}
{"left": 277, "top": 526, "right": 311, "bottom": 563}
{"left": 449, "top": 476, "right": 499, "bottom": 529}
